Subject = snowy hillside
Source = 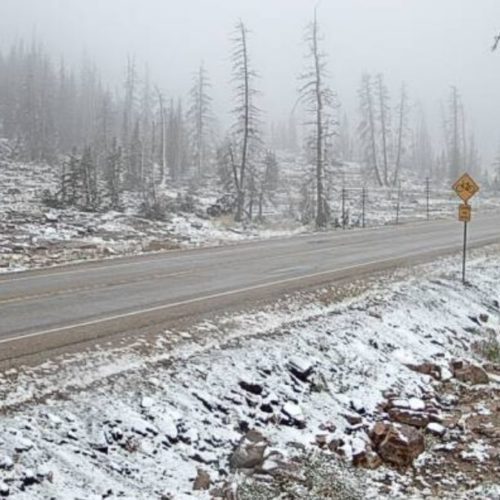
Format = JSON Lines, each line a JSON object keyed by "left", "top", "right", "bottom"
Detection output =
{"left": 2, "top": 159, "right": 499, "bottom": 274}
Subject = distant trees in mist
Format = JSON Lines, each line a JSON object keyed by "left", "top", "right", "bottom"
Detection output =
{"left": 0, "top": 19, "right": 493, "bottom": 228}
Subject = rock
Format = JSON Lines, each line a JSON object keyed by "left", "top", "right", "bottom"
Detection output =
{"left": 453, "top": 363, "right": 489, "bottom": 385}
{"left": 426, "top": 422, "right": 446, "bottom": 437}
{"left": 370, "top": 422, "right": 390, "bottom": 448}
{"left": 190, "top": 450, "right": 218, "bottom": 465}
{"left": 44, "top": 211, "right": 59, "bottom": 223}
{"left": 406, "top": 362, "right": 441, "bottom": 380}
{"left": 140, "top": 396, "right": 155, "bottom": 409}
{"left": 22, "top": 469, "right": 38, "bottom": 487}
{"left": 315, "top": 434, "right": 329, "bottom": 448}
{"left": 287, "top": 356, "right": 314, "bottom": 382}
{"left": 244, "top": 429, "right": 266, "bottom": 443}
{"left": 229, "top": 431, "right": 268, "bottom": 470}
{"left": 155, "top": 415, "right": 178, "bottom": 442}
{"left": 350, "top": 399, "right": 366, "bottom": 415}
{"left": 450, "top": 359, "right": 464, "bottom": 372}
{"left": 389, "top": 399, "right": 410, "bottom": 410}
{"left": 238, "top": 379, "right": 264, "bottom": 396}
{"left": 479, "top": 313, "right": 489, "bottom": 323}
{"left": 0, "top": 456, "right": 13, "bottom": 470}
{"left": 352, "top": 446, "right": 383, "bottom": 469}
{"left": 0, "top": 481, "right": 9, "bottom": 497}
{"left": 319, "top": 421, "right": 336, "bottom": 433}
{"left": 440, "top": 367, "right": 453, "bottom": 381}
{"left": 110, "top": 427, "right": 123, "bottom": 441}
{"left": 328, "top": 438, "right": 345, "bottom": 453}
{"left": 483, "top": 362, "right": 500, "bottom": 374}
{"left": 14, "top": 435, "right": 34, "bottom": 452}
{"left": 343, "top": 413, "right": 362, "bottom": 426}
{"left": 408, "top": 398, "right": 426, "bottom": 411}
{"left": 181, "top": 427, "right": 199, "bottom": 445}
{"left": 192, "top": 468, "right": 211, "bottom": 491}
{"left": 371, "top": 423, "right": 425, "bottom": 467}
{"left": 388, "top": 408, "right": 429, "bottom": 428}
{"left": 89, "top": 430, "right": 109, "bottom": 454}
{"left": 281, "top": 402, "right": 306, "bottom": 428}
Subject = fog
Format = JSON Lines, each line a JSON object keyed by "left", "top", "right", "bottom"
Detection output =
{"left": 1, "top": 0, "right": 499, "bottom": 163}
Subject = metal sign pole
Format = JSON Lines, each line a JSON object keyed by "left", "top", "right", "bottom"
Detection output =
{"left": 462, "top": 219, "right": 468, "bottom": 284}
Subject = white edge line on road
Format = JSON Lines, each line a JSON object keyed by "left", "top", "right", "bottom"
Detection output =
{"left": 1, "top": 235, "right": 498, "bottom": 346}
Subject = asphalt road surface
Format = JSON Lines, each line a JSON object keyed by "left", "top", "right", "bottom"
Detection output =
{"left": 1, "top": 215, "right": 499, "bottom": 362}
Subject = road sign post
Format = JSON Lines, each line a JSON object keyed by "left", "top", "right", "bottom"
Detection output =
{"left": 462, "top": 218, "right": 468, "bottom": 284}
{"left": 452, "top": 173, "right": 479, "bottom": 285}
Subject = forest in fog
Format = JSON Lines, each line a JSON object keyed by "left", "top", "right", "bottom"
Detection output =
{"left": 0, "top": 16, "right": 498, "bottom": 228}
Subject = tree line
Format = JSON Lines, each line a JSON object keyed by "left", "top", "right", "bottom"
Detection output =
{"left": 0, "top": 16, "right": 495, "bottom": 227}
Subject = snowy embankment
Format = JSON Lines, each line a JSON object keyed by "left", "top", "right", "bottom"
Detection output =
{"left": 0, "top": 246, "right": 499, "bottom": 499}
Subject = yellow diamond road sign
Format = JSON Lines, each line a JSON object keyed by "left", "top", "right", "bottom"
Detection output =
{"left": 452, "top": 173, "right": 479, "bottom": 202}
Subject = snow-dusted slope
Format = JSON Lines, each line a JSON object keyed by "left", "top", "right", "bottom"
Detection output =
{"left": 0, "top": 246, "right": 499, "bottom": 499}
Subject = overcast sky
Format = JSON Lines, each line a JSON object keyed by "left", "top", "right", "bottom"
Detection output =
{"left": 1, "top": 0, "right": 499, "bottom": 163}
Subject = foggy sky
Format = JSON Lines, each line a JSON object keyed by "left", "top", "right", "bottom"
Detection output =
{"left": 1, "top": 0, "right": 500, "bottom": 164}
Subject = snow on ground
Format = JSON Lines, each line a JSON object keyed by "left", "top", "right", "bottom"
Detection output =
{"left": 0, "top": 246, "right": 499, "bottom": 499}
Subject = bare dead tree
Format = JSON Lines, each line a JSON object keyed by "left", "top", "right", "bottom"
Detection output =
{"left": 358, "top": 74, "right": 383, "bottom": 186}
{"left": 298, "top": 8, "right": 337, "bottom": 228}
{"left": 448, "top": 86, "right": 462, "bottom": 181}
{"left": 492, "top": 32, "right": 500, "bottom": 51}
{"left": 392, "top": 83, "right": 409, "bottom": 186}
{"left": 230, "top": 20, "right": 261, "bottom": 222}
{"left": 188, "top": 62, "right": 214, "bottom": 176}
{"left": 375, "top": 73, "right": 391, "bottom": 186}
{"left": 154, "top": 86, "right": 167, "bottom": 185}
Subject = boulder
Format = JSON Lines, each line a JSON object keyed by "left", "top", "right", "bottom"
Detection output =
{"left": 287, "top": 356, "right": 314, "bottom": 382}
{"left": 426, "top": 422, "right": 446, "bottom": 437}
{"left": 193, "top": 468, "right": 211, "bottom": 491}
{"left": 0, "top": 456, "right": 13, "bottom": 470}
{"left": 406, "top": 362, "right": 441, "bottom": 380}
{"left": 238, "top": 379, "right": 264, "bottom": 396}
{"left": 315, "top": 434, "right": 329, "bottom": 448}
{"left": 343, "top": 413, "right": 362, "bottom": 426}
{"left": 479, "top": 313, "right": 489, "bottom": 323}
{"left": 388, "top": 408, "right": 429, "bottom": 428}
{"left": 281, "top": 402, "right": 306, "bottom": 428}
{"left": 352, "top": 447, "right": 383, "bottom": 469}
{"left": 0, "top": 481, "right": 9, "bottom": 497}
{"left": 229, "top": 430, "right": 268, "bottom": 470}
{"left": 453, "top": 363, "right": 489, "bottom": 385}
{"left": 371, "top": 423, "right": 425, "bottom": 467}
